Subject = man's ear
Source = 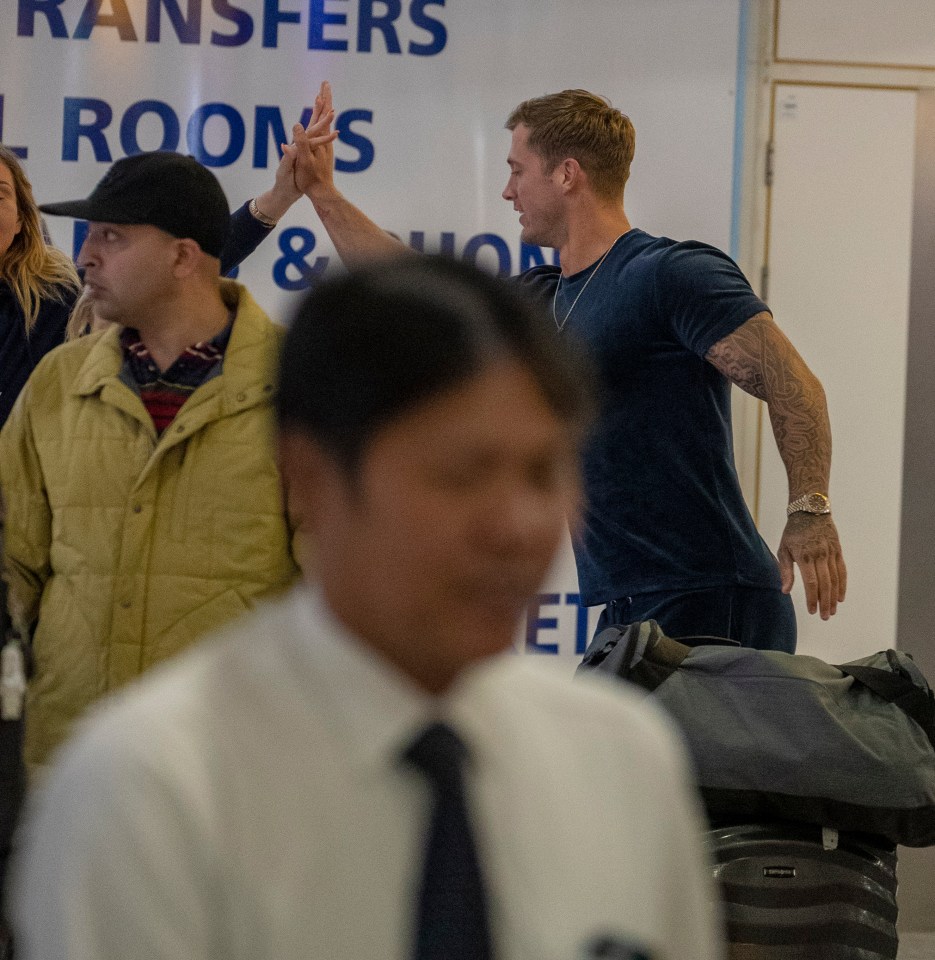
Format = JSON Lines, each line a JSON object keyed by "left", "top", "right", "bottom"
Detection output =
{"left": 558, "top": 157, "right": 584, "bottom": 192}
{"left": 276, "top": 430, "right": 335, "bottom": 536}
{"left": 170, "top": 237, "right": 205, "bottom": 277}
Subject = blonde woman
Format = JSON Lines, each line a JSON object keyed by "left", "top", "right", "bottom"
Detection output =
{"left": 0, "top": 145, "right": 81, "bottom": 427}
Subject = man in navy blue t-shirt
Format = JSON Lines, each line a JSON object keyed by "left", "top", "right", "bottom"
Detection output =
{"left": 290, "top": 83, "right": 846, "bottom": 652}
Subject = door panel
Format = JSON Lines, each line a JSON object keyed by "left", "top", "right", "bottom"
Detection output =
{"left": 758, "top": 82, "right": 916, "bottom": 662}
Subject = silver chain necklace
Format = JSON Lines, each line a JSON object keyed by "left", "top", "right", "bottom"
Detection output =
{"left": 552, "top": 234, "right": 627, "bottom": 333}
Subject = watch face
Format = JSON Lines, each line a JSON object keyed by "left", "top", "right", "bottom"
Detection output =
{"left": 806, "top": 493, "right": 830, "bottom": 512}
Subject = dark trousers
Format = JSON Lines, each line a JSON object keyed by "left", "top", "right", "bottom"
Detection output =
{"left": 594, "top": 585, "right": 797, "bottom": 653}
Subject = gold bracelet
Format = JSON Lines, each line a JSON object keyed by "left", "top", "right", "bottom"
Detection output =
{"left": 249, "top": 197, "right": 278, "bottom": 228}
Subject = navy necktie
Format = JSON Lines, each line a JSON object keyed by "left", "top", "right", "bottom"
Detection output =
{"left": 404, "top": 722, "right": 493, "bottom": 960}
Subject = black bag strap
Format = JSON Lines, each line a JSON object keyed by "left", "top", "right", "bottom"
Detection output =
{"left": 837, "top": 658, "right": 935, "bottom": 751}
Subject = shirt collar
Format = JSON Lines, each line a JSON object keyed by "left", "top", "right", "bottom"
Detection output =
{"left": 120, "top": 315, "right": 234, "bottom": 369}
{"left": 291, "top": 585, "right": 514, "bottom": 778}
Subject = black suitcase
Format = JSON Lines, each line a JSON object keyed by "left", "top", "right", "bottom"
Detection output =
{"left": 710, "top": 821, "right": 898, "bottom": 959}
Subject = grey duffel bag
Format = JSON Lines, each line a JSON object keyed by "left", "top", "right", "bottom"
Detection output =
{"left": 577, "top": 620, "right": 935, "bottom": 846}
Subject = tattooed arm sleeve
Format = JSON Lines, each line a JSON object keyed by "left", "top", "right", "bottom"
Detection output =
{"left": 706, "top": 311, "right": 846, "bottom": 618}
{"left": 706, "top": 311, "right": 831, "bottom": 499}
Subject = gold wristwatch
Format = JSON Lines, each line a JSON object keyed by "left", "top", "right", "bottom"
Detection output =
{"left": 786, "top": 492, "right": 831, "bottom": 517}
{"left": 249, "top": 197, "right": 278, "bottom": 228}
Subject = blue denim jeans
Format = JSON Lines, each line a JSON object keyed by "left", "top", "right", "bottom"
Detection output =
{"left": 594, "top": 585, "right": 796, "bottom": 653}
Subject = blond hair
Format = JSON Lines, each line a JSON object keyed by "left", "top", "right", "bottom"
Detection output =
{"left": 506, "top": 89, "right": 636, "bottom": 202}
{"left": 65, "top": 286, "right": 93, "bottom": 340}
{"left": 0, "top": 145, "right": 80, "bottom": 332}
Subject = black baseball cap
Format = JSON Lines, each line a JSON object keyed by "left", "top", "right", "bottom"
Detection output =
{"left": 39, "top": 151, "right": 230, "bottom": 258}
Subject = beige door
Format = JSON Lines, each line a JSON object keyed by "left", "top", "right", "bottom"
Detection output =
{"left": 757, "top": 81, "right": 917, "bottom": 662}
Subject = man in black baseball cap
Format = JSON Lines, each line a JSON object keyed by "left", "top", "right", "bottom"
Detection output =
{"left": 0, "top": 150, "right": 298, "bottom": 774}
{"left": 40, "top": 151, "right": 230, "bottom": 259}
{"left": 38, "top": 151, "right": 236, "bottom": 352}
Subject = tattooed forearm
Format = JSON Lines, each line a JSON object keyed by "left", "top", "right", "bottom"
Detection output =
{"left": 706, "top": 312, "right": 832, "bottom": 496}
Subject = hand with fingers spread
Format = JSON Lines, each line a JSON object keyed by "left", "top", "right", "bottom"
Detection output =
{"left": 778, "top": 512, "right": 847, "bottom": 619}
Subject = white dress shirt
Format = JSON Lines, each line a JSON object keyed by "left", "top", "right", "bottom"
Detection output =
{"left": 11, "top": 585, "right": 724, "bottom": 960}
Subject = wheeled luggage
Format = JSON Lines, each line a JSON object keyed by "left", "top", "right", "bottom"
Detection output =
{"left": 710, "top": 821, "right": 898, "bottom": 960}
{"left": 575, "top": 620, "right": 935, "bottom": 957}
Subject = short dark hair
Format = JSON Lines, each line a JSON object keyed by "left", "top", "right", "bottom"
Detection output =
{"left": 276, "top": 255, "right": 593, "bottom": 473}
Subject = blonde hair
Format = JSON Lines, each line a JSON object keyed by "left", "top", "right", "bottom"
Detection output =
{"left": 506, "top": 89, "right": 636, "bottom": 202}
{"left": 0, "top": 145, "right": 80, "bottom": 332}
{"left": 65, "top": 286, "right": 95, "bottom": 340}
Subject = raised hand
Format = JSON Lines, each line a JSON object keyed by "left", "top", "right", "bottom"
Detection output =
{"left": 285, "top": 80, "right": 338, "bottom": 198}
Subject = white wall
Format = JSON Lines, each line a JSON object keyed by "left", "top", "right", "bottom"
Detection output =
{"left": 776, "top": 0, "right": 935, "bottom": 67}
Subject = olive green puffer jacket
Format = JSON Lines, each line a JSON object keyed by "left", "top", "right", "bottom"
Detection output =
{"left": 0, "top": 281, "right": 298, "bottom": 767}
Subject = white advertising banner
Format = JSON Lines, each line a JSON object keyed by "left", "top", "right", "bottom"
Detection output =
{"left": 2, "top": 0, "right": 743, "bottom": 662}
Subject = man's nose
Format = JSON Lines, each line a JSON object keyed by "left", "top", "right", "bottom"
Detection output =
{"left": 75, "top": 237, "right": 94, "bottom": 268}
